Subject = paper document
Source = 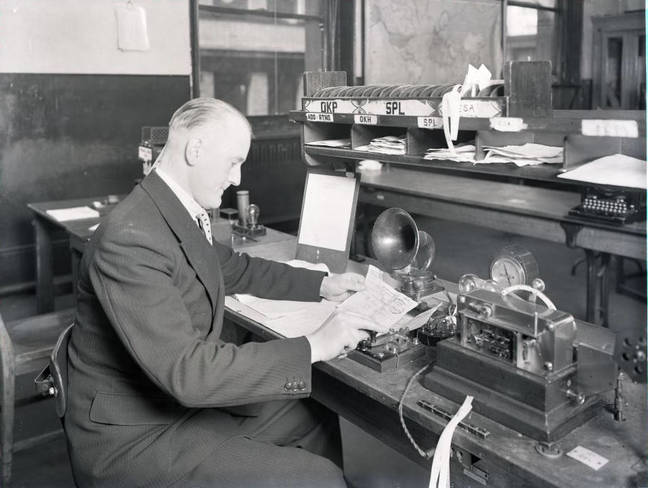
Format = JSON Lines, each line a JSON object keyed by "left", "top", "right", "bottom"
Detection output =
{"left": 306, "top": 138, "right": 351, "bottom": 148}
{"left": 231, "top": 260, "right": 335, "bottom": 338}
{"left": 356, "top": 135, "right": 406, "bottom": 155}
{"left": 423, "top": 143, "right": 563, "bottom": 167}
{"left": 339, "top": 265, "right": 418, "bottom": 329}
{"left": 424, "top": 144, "right": 476, "bottom": 163}
{"left": 479, "top": 143, "right": 563, "bottom": 167}
{"left": 46, "top": 206, "right": 100, "bottom": 222}
{"left": 235, "top": 260, "right": 329, "bottom": 318}
{"left": 557, "top": 154, "right": 646, "bottom": 189}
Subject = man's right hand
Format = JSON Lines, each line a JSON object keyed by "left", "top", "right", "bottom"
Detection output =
{"left": 305, "top": 310, "right": 388, "bottom": 363}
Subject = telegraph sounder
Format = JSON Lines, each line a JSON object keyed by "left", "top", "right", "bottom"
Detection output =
{"left": 371, "top": 208, "right": 444, "bottom": 300}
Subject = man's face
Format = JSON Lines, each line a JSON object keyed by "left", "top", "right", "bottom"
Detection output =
{"left": 187, "top": 120, "right": 251, "bottom": 209}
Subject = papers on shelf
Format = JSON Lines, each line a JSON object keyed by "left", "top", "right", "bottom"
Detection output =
{"left": 305, "top": 138, "right": 351, "bottom": 148}
{"left": 338, "top": 265, "right": 418, "bottom": 329}
{"left": 88, "top": 223, "right": 100, "bottom": 232}
{"left": 557, "top": 153, "right": 646, "bottom": 189}
{"left": 46, "top": 206, "right": 100, "bottom": 222}
{"left": 481, "top": 143, "right": 563, "bottom": 166}
{"left": 424, "top": 144, "right": 476, "bottom": 163}
{"left": 356, "top": 135, "right": 406, "bottom": 155}
{"left": 424, "top": 142, "right": 563, "bottom": 167}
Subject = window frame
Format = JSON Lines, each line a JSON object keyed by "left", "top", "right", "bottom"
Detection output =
{"left": 190, "top": 0, "right": 327, "bottom": 119}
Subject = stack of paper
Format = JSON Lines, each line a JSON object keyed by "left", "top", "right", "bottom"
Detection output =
{"left": 356, "top": 135, "right": 406, "bottom": 155}
{"left": 557, "top": 154, "right": 646, "bottom": 189}
{"left": 479, "top": 143, "right": 563, "bottom": 167}
{"left": 424, "top": 144, "right": 477, "bottom": 163}
{"left": 46, "top": 206, "right": 100, "bottom": 222}
{"left": 233, "top": 260, "right": 335, "bottom": 337}
{"left": 306, "top": 138, "right": 351, "bottom": 148}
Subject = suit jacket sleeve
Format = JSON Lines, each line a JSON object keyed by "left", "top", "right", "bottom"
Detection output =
{"left": 213, "top": 242, "right": 327, "bottom": 300}
{"left": 89, "top": 224, "right": 313, "bottom": 408}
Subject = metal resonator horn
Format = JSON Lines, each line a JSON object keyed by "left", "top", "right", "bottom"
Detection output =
{"left": 371, "top": 208, "right": 442, "bottom": 300}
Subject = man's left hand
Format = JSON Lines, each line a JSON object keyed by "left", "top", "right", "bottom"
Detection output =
{"left": 320, "top": 273, "right": 365, "bottom": 302}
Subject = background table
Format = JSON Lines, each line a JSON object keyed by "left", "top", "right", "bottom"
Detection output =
{"left": 27, "top": 197, "right": 117, "bottom": 313}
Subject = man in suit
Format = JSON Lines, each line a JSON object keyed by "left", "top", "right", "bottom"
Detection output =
{"left": 66, "top": 98, "right": 388, "bottom": 487}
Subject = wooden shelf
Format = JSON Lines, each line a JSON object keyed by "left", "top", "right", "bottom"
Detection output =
{"left": 290, "top": 109, "right": 646, "bottom": 137}
{"left": 302, "top": 145, "right": 588, "bottom": 187}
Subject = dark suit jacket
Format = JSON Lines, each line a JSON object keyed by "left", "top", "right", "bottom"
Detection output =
{"left": 67, "top": 173, "right": 326, "bottom": 487}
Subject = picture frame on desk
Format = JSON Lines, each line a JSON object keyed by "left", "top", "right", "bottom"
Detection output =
{"left": 295, "top": 169, "right": 360, "bottom": 274}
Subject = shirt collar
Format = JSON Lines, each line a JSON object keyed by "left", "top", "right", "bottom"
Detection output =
{"left": 155, "top": 168, "right": 205, "bottom": 220}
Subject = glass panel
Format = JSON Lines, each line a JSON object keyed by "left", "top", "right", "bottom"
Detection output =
{"left": 506, "top": 6, "right": 557, "bottom": 65}
{"left": 604, "top": 36, "right": 623, "bottom": 108}
{"left": 511, "top": 0, "right": 557, "bottom": 7}
{"left": 198, "top": 2, "right": 320, "bottom": 116}
{"left": 507, "top": 6, "right": 537, "bottom": 37}
{"left": 199, "top": 0, "right": 305, "bottom": 15}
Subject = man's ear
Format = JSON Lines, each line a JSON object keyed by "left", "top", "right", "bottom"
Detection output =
{"left": 185, "top": 137, "right": 202, "bottom": 166}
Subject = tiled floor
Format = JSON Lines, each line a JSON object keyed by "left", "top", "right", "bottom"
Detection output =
{"left": 1, "top": 217, "right": 644, "bottom": 487}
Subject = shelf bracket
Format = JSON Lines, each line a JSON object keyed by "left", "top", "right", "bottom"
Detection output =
{"left": 560, "top": 221, "right": 583, "bottom": 248}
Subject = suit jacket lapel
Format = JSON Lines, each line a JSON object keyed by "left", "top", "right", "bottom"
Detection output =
{"left": 140, "top": 173, "right": 221, "bottom": 314}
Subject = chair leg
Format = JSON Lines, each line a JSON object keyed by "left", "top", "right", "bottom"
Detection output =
{"left": 1, "top": 363, "right": 15, "bottom": 486}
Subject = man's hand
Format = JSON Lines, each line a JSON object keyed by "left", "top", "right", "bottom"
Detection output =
{"left": 305, "top": 310, "right": 390, "bottom": 363}
{"left": 319, "top": 273, "right": 365, "bottom": 302}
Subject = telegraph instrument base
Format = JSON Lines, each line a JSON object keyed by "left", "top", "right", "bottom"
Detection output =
{"left": 349, "top": 329, "right": 431, "bottom": 373}
{"left": 422, "top": 340, "right": 604, "bottom": 442}
{"left": 233, "top": 223, "right": 267, "bottom": 238}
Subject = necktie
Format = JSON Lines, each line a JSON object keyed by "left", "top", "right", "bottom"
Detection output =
{"left": 196, "top": 210, "right": 213, "bottom": 245}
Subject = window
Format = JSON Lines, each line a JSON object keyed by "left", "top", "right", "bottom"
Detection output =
{"left": 195, "top": 0, "right": 326, "bottom": 116}
{"left": 505, "top": 0, "right": 561, "bottom": 79}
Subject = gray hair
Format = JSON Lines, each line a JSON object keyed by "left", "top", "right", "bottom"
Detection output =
{"left": 168, "top": 97, "right": 251, "bottom": 135}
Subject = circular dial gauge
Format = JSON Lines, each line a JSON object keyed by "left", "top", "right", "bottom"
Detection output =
{"left": 490, "top": 246, "right": 539, "bottom": 287}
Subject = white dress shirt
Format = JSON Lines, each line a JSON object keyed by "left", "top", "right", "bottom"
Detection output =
{"left": 155, "top": 168, "right": 212, "bottom": 244}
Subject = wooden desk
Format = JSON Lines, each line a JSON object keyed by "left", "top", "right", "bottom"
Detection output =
{"left": 358, "top": 167, "right": 646, "bottom": 325}
{"left": 225, "top": 236, "right": 648, "bottom": 488}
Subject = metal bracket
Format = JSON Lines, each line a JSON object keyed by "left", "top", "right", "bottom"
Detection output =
{"left": 560, "top": 221, "right": 583, "bottom": 248}
{"left": 535, "top": 442, "right": 563, "bottom": 459}
{"left": 418, "top": 400, "right": 490, "bottom": 439}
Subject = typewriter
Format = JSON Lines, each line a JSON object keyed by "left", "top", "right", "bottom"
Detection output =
{"left": 568, "top": 187, "right": 645, "bottom": 225}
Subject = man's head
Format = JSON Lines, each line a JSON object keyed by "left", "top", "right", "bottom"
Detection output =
{"left": 159, "top": 98, "right": 252, "bottom": 209}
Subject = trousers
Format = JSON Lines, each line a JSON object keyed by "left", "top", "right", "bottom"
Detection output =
{"left": 171, "top": 399, "right": 346, "bottom": 488}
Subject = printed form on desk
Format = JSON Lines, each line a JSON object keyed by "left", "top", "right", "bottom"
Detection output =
{"left": 225, "top": 264, "right": 420, "bottom": 338}
{"left": 339, "top": 265, "right": 418, "bottom": 329}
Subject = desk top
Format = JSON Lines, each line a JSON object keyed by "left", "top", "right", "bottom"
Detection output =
{"left": 28, "top": 196, "right": 121, "bottom": 241}
{"left": 224, "top": 237, "right": 648, "bottom": 488}
{"left": 360, "top": 167, "right": 646, "bottom": 236}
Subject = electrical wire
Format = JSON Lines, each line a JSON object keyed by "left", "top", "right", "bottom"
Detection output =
{"left": 398, "top": 365, "right": 435, "bottom": 459}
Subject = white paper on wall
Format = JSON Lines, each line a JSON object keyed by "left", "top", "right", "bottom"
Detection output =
{"left": 115, "top": 2, "right": 150, "bottom": 51}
